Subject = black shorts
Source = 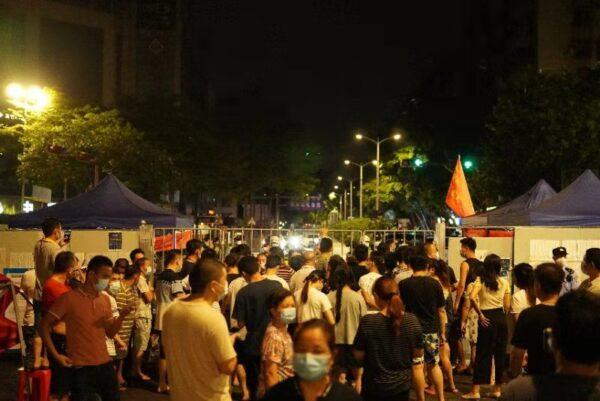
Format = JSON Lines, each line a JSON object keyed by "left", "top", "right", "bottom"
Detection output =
{"left": 49, "top": 333, "right": 73, "bottom": 396}
{"left": 335, "top": 344, "right": 361, "bottom": 372}
{"left": 234, "top": 337, "right": 245, "bottom": 358}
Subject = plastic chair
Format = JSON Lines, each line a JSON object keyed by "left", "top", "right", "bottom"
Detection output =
{"left": 16, "top": 368, "right": 51, "bottom": 401}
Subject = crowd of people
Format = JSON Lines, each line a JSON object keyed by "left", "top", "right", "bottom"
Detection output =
{"left": 19, "top": 217, "right": 600, "bottom": 401}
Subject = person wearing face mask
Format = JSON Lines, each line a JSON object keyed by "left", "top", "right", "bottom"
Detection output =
{"left": 162, "top": 258, "right": 238, "bottom": 401}
{"left": 262, "top": 319, "right": 361, "bottom": 401}
{"left": 154, "top": 250, "right": 187, "bottom": 394}
{"left": 257, "top": 288, "right": 296, "bottom": 398}
{"left": 132, "top": 257, "right": 155, "bottom": 382}
{"left": 580, "top": 248, "right": 600, "bottom": 295}
{"left": 295, "top": 270, "right": 335, "bottom": 325}
{"left": 551, "top": 247, "right": 579, "bottom": 296}
{"left": 109, "top": 264, "right": 141, "bottom": 390}
{"left": 40, "top": 255, "right": 134, "bottom": 401}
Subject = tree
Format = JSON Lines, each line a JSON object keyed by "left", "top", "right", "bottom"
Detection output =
{"left": 476, "top": 68, "right": 600, "bottom": 206}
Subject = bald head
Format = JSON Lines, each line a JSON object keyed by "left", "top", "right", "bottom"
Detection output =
{"left": 303, "top": 250, "right": 316, "bottom": 265}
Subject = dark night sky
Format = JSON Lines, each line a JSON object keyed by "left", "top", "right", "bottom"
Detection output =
{"left": 192, "top": 1, "right": 467, "bottom": 162}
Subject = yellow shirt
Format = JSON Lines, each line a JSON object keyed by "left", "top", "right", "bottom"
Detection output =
{"left": 581, "top": 276, "right": 600, "bottom": 295}
{"left": 475, "top": 277, "right": 510, "bottom": 310}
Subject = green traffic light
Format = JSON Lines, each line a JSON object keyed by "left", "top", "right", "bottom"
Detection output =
{"left": 463, "top": 160, "right": 474, "bottom": 170}
{"left": 414, "top": 158, "right": 424, "bottom": 168}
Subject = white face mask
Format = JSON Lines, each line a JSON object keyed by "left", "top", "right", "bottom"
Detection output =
{"left": 555, "top": 257, "right": 567, "bottom": 267}
{"left": 215, "top": 280, "right": 228, "bottom": 301}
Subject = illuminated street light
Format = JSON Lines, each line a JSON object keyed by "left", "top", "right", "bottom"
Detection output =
{"left": 355, "top": 133, "right": 363, "bottom": 140}
{"left": 393, "top": 133, "right": 402, "bottom": 141}
{"left": 334, "top": 185, "right": 339, "bottom": 190}
{"left": 5, "top": 83, "right": 52, "bottom": 112}
{"left": 337, "top": 176, "right": 343, "bottom": 181}
{"left": 344, "top": 160, "right": 351, "bottom": 165}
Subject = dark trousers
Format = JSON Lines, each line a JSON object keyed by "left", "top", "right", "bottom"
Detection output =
{"left": 241, "top": 354, "right": 261, "bottom": 401}
{"left": 473, "top": 308, "right": 508, "bottom": 385}
{"left": 71, "top": 362, "right": 120, "bottom": 401}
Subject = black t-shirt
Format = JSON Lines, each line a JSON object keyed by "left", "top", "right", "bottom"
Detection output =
{"left": 262, "top": 377, "right": 361, "bottom": 401}
{"left": 180, "top": 259, "right": 196, "bottom": 279}
{"left": 501, "top": 374, "right": 600, "bottom": 401}
{"left": 511, "top": 304, "right": 556, "bottom": 375}
{"left": 353, "top": 312, "right": 423, "bottom": 396}
{"left": 399, "top": 276, "right": 445, "bottom": 333}
{"left": 233, "top": 279, "right": 283, "bottom": 356}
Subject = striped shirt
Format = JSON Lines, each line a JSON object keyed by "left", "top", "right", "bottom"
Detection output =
{"left": 276, "top": 264, "right": 295, "bottom": 284}
{"left": 110, "top": 282, "right": 137, "bottom": 343}
{"left": 354, "top": 312, "right": 423, "bottom": 396}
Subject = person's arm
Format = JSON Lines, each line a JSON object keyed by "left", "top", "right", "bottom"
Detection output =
{"left": 508, "top": 347, "right": 526, "bottom": 379}
{"left": 503, "top": 292, "right": 512, "bottom": 314}
{"left": 438, "top": 307, "right": 447, "bottom": 341}
{"left": 40, "top": 311, "right": 72, "bottom": 367}
{"left": 264, "top": 360, "right": 281, "bottom": 389}
{"left": 323, "top": 309, "right": 335, "bottom": 326}
{"left": 105, "top": 303, "right": 134, "bottom": 338}
{"left": 232, "top": 290, "right": 246, "bottom": 330}
{"left": 454, "top": 261, "right": 469, "bottom": 312}
{"left": 361, "top": 289, "right": 378, "bottom": 309}
{"left": 411, "top": 348, "right": 426, "bottom": 401}
{"left": 352, "top": 319, "right": 366, "bottom": 362}
{"left": 469, "top": 281, "right": 490, "bottom": 327}
{"left": 217, "top": 356, "right": 237, "bottom": 375}
{"left": 461, "top": 296, "right": 471, "bottom": 334}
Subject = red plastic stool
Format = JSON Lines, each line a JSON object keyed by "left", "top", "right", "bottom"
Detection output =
{"left": 17, "top": 368, "right": 52, "bottom": 401}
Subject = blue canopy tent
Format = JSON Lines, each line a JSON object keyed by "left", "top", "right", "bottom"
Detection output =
{"left": 9, "top": 174, "right": 193, "bottom": 229}
{"left": 462, "top": 179, "right": 556, "bottom": 226}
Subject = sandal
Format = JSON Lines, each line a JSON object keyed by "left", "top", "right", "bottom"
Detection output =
{"left": 446, "top": 387, "right": 460, "bottom": 394}
{"left": 461, "top": 393, "right": 481, "bottom": 400}
{"left": 425, "top": 387, "right": 437, "bottom": 396}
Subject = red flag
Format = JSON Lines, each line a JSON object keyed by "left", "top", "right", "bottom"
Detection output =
{"left": 0, "top": 274, "right": 18, "bottom": 353}
{"left": 446, "top": 156, "right": 475, "bottom": 217}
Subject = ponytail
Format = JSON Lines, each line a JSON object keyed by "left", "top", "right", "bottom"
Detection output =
{"left": 330, "top": 264, "right": 354, "bottom": 325}
{"left": 335, "top": 286, "right": 343, "bottom": 324}
{"left": 373, "top": 276, "right": 405, "bottom": 336}
{"left": 301, "top": 280, "right": 310, "bottom": 304}
{"left": 302, "top": 270, "right": 326, "bottom": 305}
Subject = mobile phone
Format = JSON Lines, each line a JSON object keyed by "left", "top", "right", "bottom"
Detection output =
{"left": 63, "top": 230, "right": 72, "bottom": 244}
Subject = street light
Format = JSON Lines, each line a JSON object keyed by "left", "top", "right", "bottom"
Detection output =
{"left": 337, "top": 176, "right": 355, "bottom": 219}
{"left": 5, "top": 83, "right": 52, "bottom": 113}
{"left": 344, "top": 159, "right": 377, "bottom": 218}
{"left": 354, "top": 131, "right": 402, "bottom": 213}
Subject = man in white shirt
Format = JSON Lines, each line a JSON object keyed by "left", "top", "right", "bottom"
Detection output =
{"left": 163, "top": 258, "right": 237, "bottom": 401}
{"left": 358, "top": 250, "right": 384, "bottom": 313}
{"left": 289, "top": 250, "right": 316, "bottom": 293}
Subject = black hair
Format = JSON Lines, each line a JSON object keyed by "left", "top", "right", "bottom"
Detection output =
{"left": 373, "top": 277, "right": 405, "bottom": 336}
{"left": 301, "top": 269, "right": 326, "bottom": 304}
{"left": 189, "top": 258, "right": 225, "bottom": 295}
{"left": 513, "top": 263, "right": 534, "bottom": 290}
{"left": 266, "top": 254, "right": 282, "bottom": 269}
{"left": 383, "top": 252, "right": 397, "bottom": 275}
{"left": 124, "top": 264, "right": 141, "bottom": 280}
{"left": 395, "top": 246, "right": 416, "bottom": 265}
{"left": 408, "top": 255, "right": 429, "bottom": 272}
{"left": 354, "top": 244, "right": 369, "bottom": 263}
{"left": 129, "top": 248, "right": 144, "bottom": 262}
{"left": 54, "top": 251, "right": 77, "bottom": 274}
{"left": 87, "top": 255, "right": 113, "bottom": 274}
{"left": 481, "top": 254, "right": 501, "bottom": 291}
{"left": 319, "top": 237, "right": 333, "bottom": 253}
{"left": 293, "top": 319, "right": 335, "bottom": 354}
{"left": 330, "top": 266, "right": 358, "bottom": 324}
{"left": 369, "top": 250, "right": 386, "bottom": 274}
{"left": 200, "top": 248, "right": 218, "bottom": 260}
{"left": 584, "top": 248, "right": 600, "bottom": 271}
{"left": 432, "top": 259, "right": 451, "bottom": 288}
{"left": 460, "top": 237, "right": 477, "bottom": 252}
{"left": 113, "top": 258, "right": 129, "bottom": 274}
{"left": 41, "top": 218, "right": 61, "bottom": 237}
{"left": 534, "top": 263, "right": 564, "bottom": 296}
{"left": 268, "top": 288, "right": 294, "bottom": 317}
{"left": 327, "top": 255, "right": 345, "bottom": 273}
{"left": 553, "top": 291, "right": 600, "bottom": 365}
{"left": 133, "top": 257, "right": 149, "bottom": 269}
{"left": 224, "top": 253, "right": 239, "bottom": 268}
{"left": 238, "top": 255, "right": 259, "bottom": 276}
{"left": 289, "top": 255, "right": 304, "bottom": 271}
{"left": 164, "top": 250, "right": 181, "bottom": 267}
{"left": 186, "top": 239, "right": 204, "bottom": 256}
{"left": 231, "top": 244, "right": 252, "bottom": 258}
{"left": 269, "top": 246, "right": 285, "bottom": 260}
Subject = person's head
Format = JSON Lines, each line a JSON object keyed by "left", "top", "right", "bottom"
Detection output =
{"left": 54, "top": 251, "right": 78, "bottom": 275}
{"left": 423, "top": 241, "right": 439, "bottom": 259}
{"left": 224, "top": 253, "right": 239, "bottom": 269}
{"left": 86, "top": 255, "right": 113, "bottom": 292}
{"left": 302, "top": 250, "right": 316, "bottom": 265}
{"left": 432, "top": 259, "right": 451, "bottom": 288}
{"left": 534, "top": 263, "right": 564, "bottom": 300}
{"left": 186, "top": 239, "right": 204, "bottom": 259}
{"left": 301, "top": 269, "right": 326, "bottom": 304}
{"left": 41, "top": 218, "right": 62, "bottom": 240}
{"left": 238, "top": 255, "right": 260, "bottom": 281}
{"left": 552, "top": 246, "right": 568, "bottom": 267}
{"left": 354, "top": 244, "right": 369, "bottom": 263}
{"left": 383, "top": 252, "right": 397, "bottom": 275}
{"left": 266, "top": 254, "right": 282, "bottom": 270}
{"left": 481, "top": 254, "right": 501, "bottom": 291}
{"left": 372, "top": 277, "right": 405, "bottom": 336}
{"left": 200, "top": 248, "right": 218, "bottom": 260}
{"left": 257, "top": 253, "right": 267, "bottom": 268}
{"left": 368, "top": 250, "right": 386, "bottom": 274}
{"left": 268, "top": 288, "right": 296, "bottom": 325}
{"left": 269, "top": 246, "right": 285, "bottom": 260}
{"left": 292, "top": 319, "right": 335, "bottom": 382}
{"left": 329, "top": 263, "right": 354, "bottom": 290}
{"left": 164, "top": 250, "right": 183, "bottom": 270}
{"left": 113, "top": 258, "right": 129, "bottom": 279}
{"left": 552, "top": 291, "right": 600, "bottom": 369}
{"left": 188, "top": 258, "right": 227, "bottom": 301}
{"left": 319, "top": 237, "right": 333, "bottom": 254}
{"left": 327, "top": 255, "right": 345, "bottom": 274}
{"left": 512, "top": 263, "right": 534, "bottom": 291}
{"left": 133, "top": 257, "right": 151, "bottom": 275}
{"left": 408, "top": 255, "right": 429, "bottom": 273}
{"left": 129, "top": 248, "right": 145, "bottom": 263}
{"left": 582, "top": 248, "right": 600, "bottom": 277}
{"left": 289, "top": 254, "right": 304, "bottom": 271}
{"left": 460, "top": 237, "right": 476, "bottom": 258}
{"left": 231, "top": 244, "right": 252, "bottom": 258}
{"left": 124, "top": 263, "right": 142, "bottom": 285}
{"left": 395, "top": 245, "right": 416, "bottom": 268}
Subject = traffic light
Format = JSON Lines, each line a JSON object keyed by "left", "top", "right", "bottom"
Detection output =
{"left": 413, "top": 157, "right": 425, "bottom": 168}
{"left": 463, "top": 159, "right": 474, "bottom": 170}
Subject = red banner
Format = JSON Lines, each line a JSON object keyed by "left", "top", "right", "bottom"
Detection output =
{"left": 0, "top": 274, "right": 18, "bottom": 353}
{"left": 154, "top": 230, "right": 193, "bottom": 252}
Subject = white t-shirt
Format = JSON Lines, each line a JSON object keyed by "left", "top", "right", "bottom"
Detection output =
{"left": 511, "top": 289, "right": 538, "bottom": 315}
{"left": 265, "top": 274, "right": 290, "bottom": 290}
{"left": 163, "top": 300, "right": 236, "bottom": 401}
{"left": 228, "top": 276, "right": 248, "bottom": 326}
{"left": 104, "top": 291, "right": 119, "bottom": 357}
{"left": 358, "top": 271, "right": 382, "bottom": 313}
{"left": 294, "top": 287, "right": 332, "bottom": 323}
{"left": 289, "top": 266, "right": 315, "bottom": 293}
{"left": 20, "top": 269, "right": 37, "bottom": 327}
{"left": 135, "top": 275, "right": 152, "bottom": 319}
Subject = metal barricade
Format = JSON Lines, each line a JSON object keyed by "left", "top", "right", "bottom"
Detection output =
{"left": 362, "top": 229, "right": 435, "bottom": 249}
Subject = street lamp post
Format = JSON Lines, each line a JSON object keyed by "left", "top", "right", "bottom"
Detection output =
{"left": 344, "top": 159, "right": 377, "bottom": 218}
{"left": 355, "top": 132, "right": 401, "bottom": 213}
